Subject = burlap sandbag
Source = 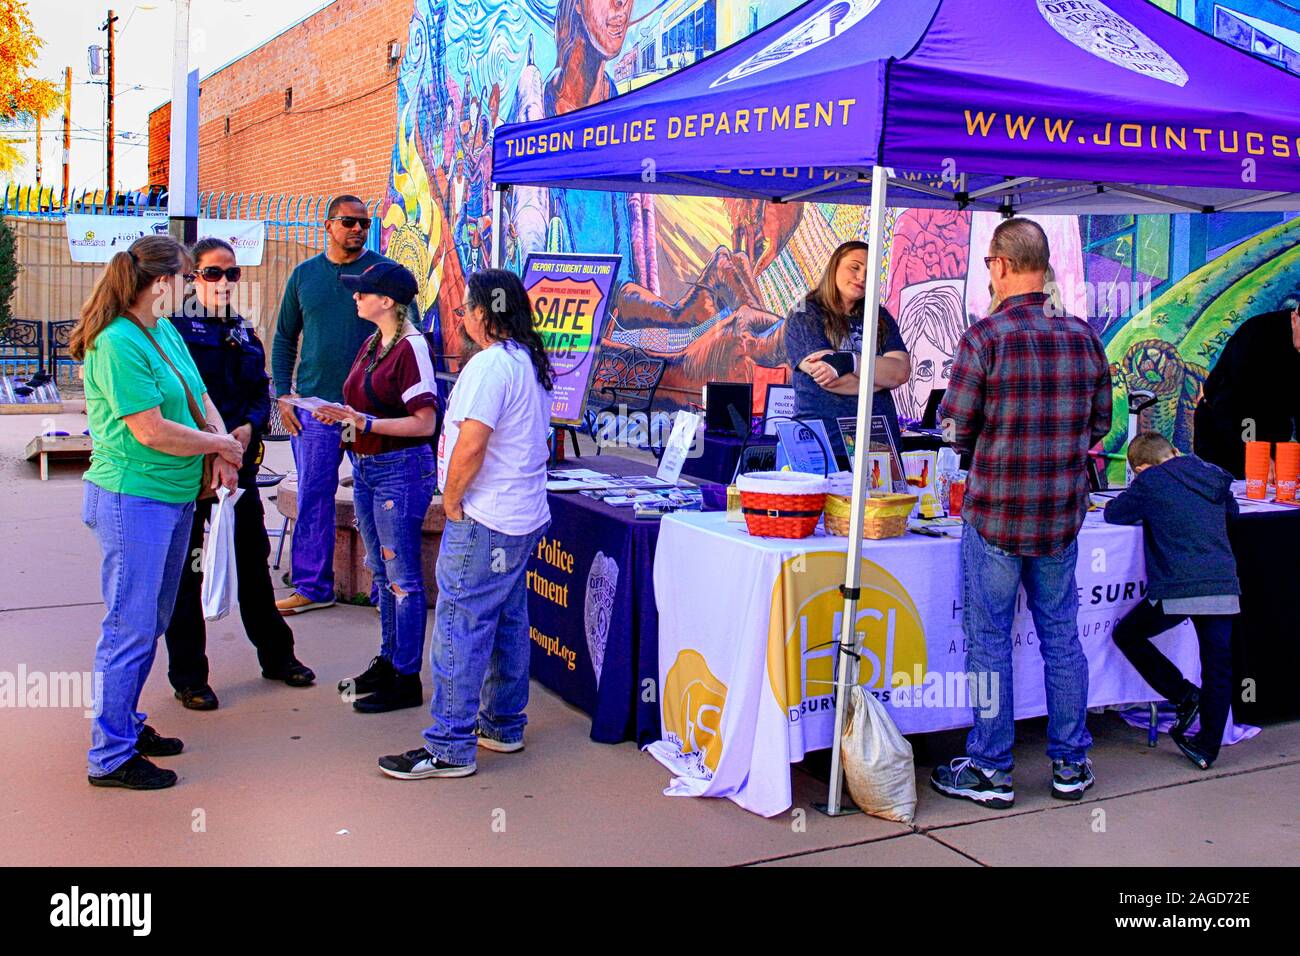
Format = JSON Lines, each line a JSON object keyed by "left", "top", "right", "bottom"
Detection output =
{"left": 841, "top": 685, "right": 917, "bottom": 824}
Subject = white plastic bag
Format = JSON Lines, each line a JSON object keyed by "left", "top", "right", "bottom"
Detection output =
{"left": 200, "top": 486, "right": 243, "bottom": 621}
{"left": 841, "top": 685, "right": 917, "bottom": 824}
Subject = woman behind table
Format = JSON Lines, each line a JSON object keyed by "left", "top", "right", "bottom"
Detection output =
{"left": 163, "top": 237, "right": 315, "bottom": 712}
{"left": 73, "top": 235, "right": 244, "bottom": 790}
{"left": 784, "top": 241, "right": 911, "bottom": 461}
{"left": 312, "top": 261, "right": 438, "bottom": 714}
{"left": 379, "top": 268, "right": 552, "bottom": 780}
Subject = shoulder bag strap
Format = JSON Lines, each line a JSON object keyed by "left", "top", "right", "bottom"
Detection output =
{"left": 123, "top": 314, "right": 211, "bottom": 431}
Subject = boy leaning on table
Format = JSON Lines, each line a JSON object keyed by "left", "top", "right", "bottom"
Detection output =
{"left": 1103, "top": 432, "right": 1240, "bottom": 770}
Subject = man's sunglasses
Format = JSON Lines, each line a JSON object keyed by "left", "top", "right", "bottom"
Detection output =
{"left": 329, "top": 216, "right": 372, "bottom": 230}
{"left": 187, "top": 266, "right": 242, "bottom": 283}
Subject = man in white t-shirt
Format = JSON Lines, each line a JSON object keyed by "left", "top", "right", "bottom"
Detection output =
{"left": 379, "top": 270, "right": 553, "bottom": 780}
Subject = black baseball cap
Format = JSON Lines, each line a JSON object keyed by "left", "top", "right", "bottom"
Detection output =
{"left": 341, "top": 260, "right": 418, "bottom": 305}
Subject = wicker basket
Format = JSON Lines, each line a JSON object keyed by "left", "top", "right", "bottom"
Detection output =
{"left": 824, "top": 492, "right": 918, "bottom": 539}
{"left": 736, "top": 471, "right": 827, "bottom": 538}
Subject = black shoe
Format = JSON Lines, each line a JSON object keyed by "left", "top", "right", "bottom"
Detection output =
{"left": 88, "top": 754, "right": 177, "bottom": 790}
{"left": 1173, "top": 687, "right": 1200, "bottom": 738}
{"left": 377, "top": 747, "right": 476, "bottom": 780}
{"left": 339, "top": 655, "right": 395, "bottom": 697}
{"left": 174, "top": 685, "right": 218, "bottom": 711}
{"left": 929, "top": 757, "right": 1015, "bottom": 809}
{"left": 1172, "top": 732, "right": 1215, "bottom": 770}
{"left": 262, "top": 658, "right": 316, "bottom": 687}
{"left": 352, "top": 672, "right": 422, "bottom": 713}
{"left": 135, "top": 724, "right": 184, "bottom": 757}
{"left": 1051, "top": 758, "right": 1095, "bottom": 800}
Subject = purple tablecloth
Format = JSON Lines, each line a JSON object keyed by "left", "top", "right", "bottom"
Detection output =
{"left": 527, "top": 456, "right": 672, "bottom": 744}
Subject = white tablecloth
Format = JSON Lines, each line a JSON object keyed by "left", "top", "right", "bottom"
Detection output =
{"left": 648, "top": 510, "right": 1200, "bottom": 817}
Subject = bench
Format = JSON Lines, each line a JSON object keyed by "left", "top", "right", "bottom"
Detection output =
{"left": 25, "top": 434, "right": 93, "bottom": 480}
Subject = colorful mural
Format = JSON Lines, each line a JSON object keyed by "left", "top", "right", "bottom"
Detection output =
{"left": 382, "top": 0, "right": 1300, "bottom": 477}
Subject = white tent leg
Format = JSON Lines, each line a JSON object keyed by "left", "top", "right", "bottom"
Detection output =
{"left": 491, "top": 185, "right": 504, "bottom": 269}
{"left": 820, "top": 164, "right": 890, "bottom": 817}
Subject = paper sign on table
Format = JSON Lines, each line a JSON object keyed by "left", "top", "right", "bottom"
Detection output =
{"left": 656, "top": 411, "right": 702, "bottom": 485}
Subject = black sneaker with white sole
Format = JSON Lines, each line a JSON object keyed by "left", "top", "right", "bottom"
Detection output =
{"left": 377, "top": 747, "right": 476, "bottom": 780}
{"left": 929, "top": 757, "right": 1015, "bottom": 809}
{"left": 1051, "top": 758, "right": 1095, "bottom": 800}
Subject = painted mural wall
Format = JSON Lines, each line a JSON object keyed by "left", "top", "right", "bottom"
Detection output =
{"left": 380, "top": 0, "right": 1300, "bottom": 477}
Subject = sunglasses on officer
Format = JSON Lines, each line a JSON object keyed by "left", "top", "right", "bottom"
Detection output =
{"left": 188, "top": 266, "right": 243, "bottom": 283}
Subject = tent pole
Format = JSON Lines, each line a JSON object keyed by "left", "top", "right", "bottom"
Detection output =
{"left": 819, "top": 163, "right": 890, "bottom": 817}
{"left": 491, "top": 184, "right": 505, "bottom": 269}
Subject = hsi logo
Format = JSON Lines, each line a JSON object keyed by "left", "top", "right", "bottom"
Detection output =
{"left": 711, "top": 0, "right": 882, "bottom": 88}
{"left": 1037, "top": 1, "right": 1188, "bottom": 87}
{"left": 767, "top": 551, "right": 927, "bottom": 720}
{"left": 662, "top": 649, "right": 728, "bottom": 773}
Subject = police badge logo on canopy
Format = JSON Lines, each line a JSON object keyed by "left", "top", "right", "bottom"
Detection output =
{"left": 710, "top": 0, "right": 883, "bottom": 89}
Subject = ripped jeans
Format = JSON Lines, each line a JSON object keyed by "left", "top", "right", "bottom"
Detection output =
{"left": 349, "top": 445, "right": 436, "bottom": 676}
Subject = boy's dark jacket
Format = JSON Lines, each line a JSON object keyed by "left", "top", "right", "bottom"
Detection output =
{"left": 1104, "top": 454, "right": 1240, "bottom": 600}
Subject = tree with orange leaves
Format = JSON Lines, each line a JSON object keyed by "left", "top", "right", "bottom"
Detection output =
{"left": 0, "top": 0, "right": 60, "bottom": 173}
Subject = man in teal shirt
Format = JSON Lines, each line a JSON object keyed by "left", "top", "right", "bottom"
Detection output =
{"left": 272, "top": 195, "right": 392, "bottom": 614}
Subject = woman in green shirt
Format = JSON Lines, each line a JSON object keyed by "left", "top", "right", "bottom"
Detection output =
{"left": 72, "top": 235, "right": 244, "bottom": 791}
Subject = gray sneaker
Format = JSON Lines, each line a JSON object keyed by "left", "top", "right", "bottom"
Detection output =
{"left": 930, "top": 757, "right": 1015, "bottom": 809}
{"left": 1051, "top": 758, "right": 1095, "bottom": 800}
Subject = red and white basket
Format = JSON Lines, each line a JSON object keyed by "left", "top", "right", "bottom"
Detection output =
{"left": 736, "top": 471, "right": 828, "bottom": 538}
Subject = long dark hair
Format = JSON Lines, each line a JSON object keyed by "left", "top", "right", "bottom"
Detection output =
{"left": 808, "top": 240, "right": 887, "bottom": 349}
{"left": 464, "top": 269, "right": 553, "bottom": 390}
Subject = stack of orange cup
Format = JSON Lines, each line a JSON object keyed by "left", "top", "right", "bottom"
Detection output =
{"left": 1244, "top": 441, "right": 1271, "bottom": 500}
{"left": 1276, "top": 442, "right": 1300, "bottom": 503}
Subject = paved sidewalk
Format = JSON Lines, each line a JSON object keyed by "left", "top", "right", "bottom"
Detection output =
{"left": 1, "top": 405, "right": 1296, "bottom": 865}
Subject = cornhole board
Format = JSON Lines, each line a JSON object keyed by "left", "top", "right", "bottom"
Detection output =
{"left": 0, "top": 376, "right": 63, "bottom": 415}
{"left": 25, "top": 434, "right": 93, "bottom": 480}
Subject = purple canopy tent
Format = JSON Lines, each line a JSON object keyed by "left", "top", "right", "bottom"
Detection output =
{"left": 488, "top": 0, "right": 1300, "bottom": 815}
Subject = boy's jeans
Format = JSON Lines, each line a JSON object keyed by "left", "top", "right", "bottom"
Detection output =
{"left": 289, "top": 410, "right": 344, "bottom": 603}
{"left": 423, "top": 515, "right": 548, "bottom": 765}
{"left": 349, "top": 446, "right": 436, "bottom": 676}
{"left": 82, "top": 482, "right": 193, "bottom": 776}
{"left": 961, "top": 520, "right": 1092, "bottom": 772}
{"left": 1113, "top": 600, "right": 1233, "bottom": 761}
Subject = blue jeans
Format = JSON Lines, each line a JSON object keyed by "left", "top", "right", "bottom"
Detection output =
{"left": 290, "top": 410, "right": 344, "bottom": 603}
{"left": 423, "top": 515, "right": 547, "bottom": 765}
{"left": 350, "top": 446, "right": 436, "bottom": 676}
{"left": 961, "top": 520, "right": 1091, "bottom": 771}
{"left": 82, "top": 482, "right": 194, "bottom": 776}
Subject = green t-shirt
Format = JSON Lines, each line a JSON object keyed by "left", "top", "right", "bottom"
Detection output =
{"left": 84, "top": 316, "right": 209, "bottom": 503}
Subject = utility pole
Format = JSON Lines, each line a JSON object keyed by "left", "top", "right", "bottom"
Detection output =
{"left": 102, "top": 9, "right": 118, "bottom": 197}
{"left": 62, "top": 68, "right": 72, "bottom": 207}
{"left": 34, "top": 114, "right": 42, "bottom": 186}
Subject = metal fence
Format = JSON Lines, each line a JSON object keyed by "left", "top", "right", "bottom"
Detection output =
{"left": 1, "top": 185, "right": 383, "bottom": 384}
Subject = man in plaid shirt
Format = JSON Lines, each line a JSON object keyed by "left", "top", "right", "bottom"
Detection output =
{"left": 930, "top": 218, "right": 1112, "bottom": 810}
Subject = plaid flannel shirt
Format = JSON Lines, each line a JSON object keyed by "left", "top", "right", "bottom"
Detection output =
{"left": 940, "top": 292, "right": 1112, "bottom": 556}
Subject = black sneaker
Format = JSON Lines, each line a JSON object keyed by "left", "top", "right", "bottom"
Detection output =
{"left": 338, "top": 655, "right": 395, "bottom": 697}
{"left": 377, "top": 747, "right": 476, "bottom": 780}
{"left": 135, "top": 725, "right": 183, "bottom": 757}
{"left": 88, "top": 754, "right": 178, "bottom": 790}
{"left": 352, "top": 672, "right": 422, "bottom": 713}
{"left": 1172, "top": 733, "right": 1215, "bottom": 770}
{"left": 174, "top": 684, "right": 218, "bottom": 710}
{"left": 262, "top": 658, "right": 316, "bottom": 687}
{"left": 1173, "top": 687, "right": 1200, "bottom": 739}
{"left": 1051, "top": 758, "right": 1095, "bottom": 800}
{"left": 929, "top": 757, "right": 1015, "bottom": 809}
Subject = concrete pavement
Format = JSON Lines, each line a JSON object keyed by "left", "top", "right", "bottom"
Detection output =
{"left": 1, "top": 403, "right": 1296, "bottom": 866}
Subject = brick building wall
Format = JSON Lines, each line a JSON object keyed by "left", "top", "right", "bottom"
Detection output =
{"left": 148, "top": 0, "right": 410, "bottom": 201}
